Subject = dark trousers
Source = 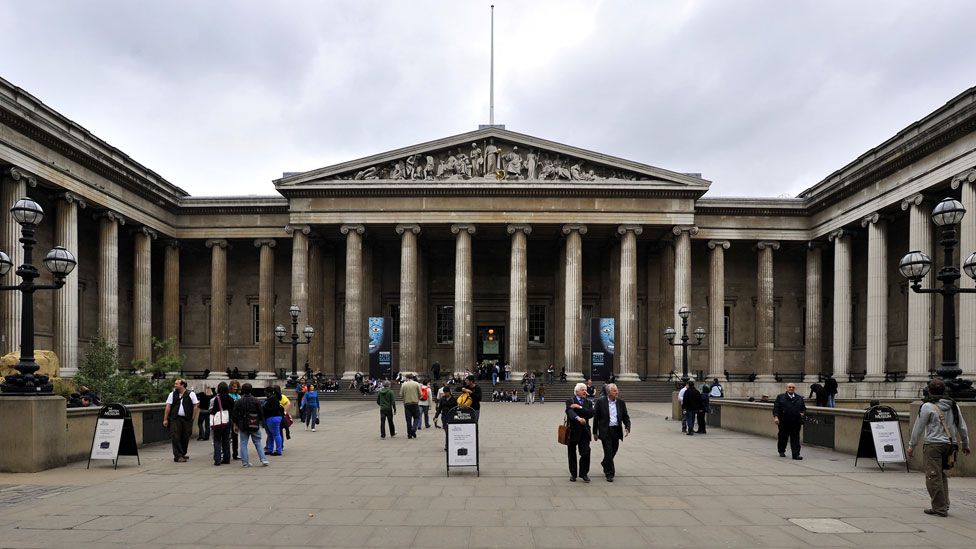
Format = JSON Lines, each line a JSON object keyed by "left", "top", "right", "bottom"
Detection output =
{"left": 380, "top": 409, "right": 396, "bottom": 437}
{"left": 197, "top": 411, "right": 210, "bottom": 440}
{"left": 696, "top": 411, "right": 707, "bottom": 433}
{"left": 212, "top": 426, "right": 231, "bottom": 464}
{"left": 777, "top": 420, "right": 802, "bottom": 457}
{"left": 404, "top": 404, "right": 420, "bottom": 437}
{"left": 567, "top": 435, "right": 591, "bottom": 478}
{"left": 600, "top": 426, "right": 622, "bottom": 477}
{"left": 421, "top": 405, "right": 430, "bottom": 428}
{"left": 169, "top": 416, "right": 192, "bottom": 460}
{"left": 231, "top": 430, "right": 239, "bottom": 458}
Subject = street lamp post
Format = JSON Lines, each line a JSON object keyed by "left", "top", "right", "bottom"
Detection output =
{"left": 664, "top": 306, "right": 706, "bottom": 383}
{"left": 275, "top": 304, "right": 313, "bottom": 389}
{"left": 0, "top": 197, "right": 77, "bottom": 394}
{"left": 899, "top": 196, "right": 976, "bottom": 400}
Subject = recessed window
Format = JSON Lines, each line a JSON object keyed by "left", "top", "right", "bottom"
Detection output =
{"left": 582, "top": 305, "right": 594, "bottom": 345}
{"left": 436, "top": 305, "right": 454, "bottom": 344}
{"left": 723, "top": 305, "right": 731, "bottom": 346}
{"left": 390, "top": 304, "right": 400, "bottom": 344}
{"left": 529, "top": 305, "right": 546, "bottom": 344}
{"left": 252, "top": 303, "right": 260, "bottom": 345}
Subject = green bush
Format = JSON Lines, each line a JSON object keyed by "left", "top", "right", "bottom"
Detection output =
{"left": 74, "top": 337, "right": 178, "bottom": 405}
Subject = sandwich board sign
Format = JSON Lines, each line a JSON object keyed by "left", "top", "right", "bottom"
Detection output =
{"left": 854, "top": 405, "right": 908, "bottom": 471}
{"left": 88, "top": 403, "right": 140, "bottom": 469}
{"left": 445, "top": 406, "right": 479, "bottom": 476}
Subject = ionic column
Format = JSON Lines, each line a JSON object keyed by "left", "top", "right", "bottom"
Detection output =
{"left": 162, "top": 241, "right": 179, "bottom": 355}
{"left": 452, "top": 224, "right": 476, "bottom": 374}
{"left": 658, "top": 242, "right": 675, "bottom": 379}
{"left": 804, "top": 242, "right": 824, "bottom": 382}
{"left": 132, "top": 227, "right": 156, "bottom": 363}
{"left": 561, "top": 224, "right": 586, "bottom": 380}
{"left": 862, "top": 214, "right": 888, "bottom": 381}
{"left": 1, "top": 168, "right": 36, "bottom": 356}
{"left": 96, "top": 211, "right": 124, "bottom": 347}
{"left": 341, "top": 224, "right": 365, "bottom": 379}
{"left": 397, "top": 224, "right": 421, "bottom": 373}
{"left": 755, "top": 241, "right": 779, "bottom": 382}
{"left": 707, "top": 240, "right": 730, "bottom": 381}
{"left": 287, "top": 224, "right": 311, "bottom": 316}
{"left": 508, "top": 224, "right": 532, "bottom": 377}
{"left": 54, "top": 192, "right": 86, "bottom": 377}
{"left": 952, "top": 170, "right": 976, "bottom": 376}
{"left": 829, "top": 229, "right": 854, "bottom": 380}
{"left": 206, "top": 239, "right": 229, "bottom": 375}
{"left": 322, "top": 251, "right": 336, "bottom": 376}
{"left": 308, "top": 242, "right": 324, "bottom": 374}
{"left": 617, "top": 225, "right": 642, "bottom": 380}
{"left": 255, "top": 239, "right": 276, "bottom": 378}
{"left": 672, "top": 226, "right": 697, "bottom": 374}
{"left": 902, "top": 194, "right": 934, "bottom": 380}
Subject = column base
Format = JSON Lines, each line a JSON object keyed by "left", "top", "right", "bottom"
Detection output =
{"left": 207, "top": 372, "right": 229, "bottom": 381}
{"left": 705, "top": 373, "right": 724, "bottom": 384}
{"left": 341, "top": 371, "right": 358, "bottom": 381}
{"left": 904, "top": 373, "right": 931, "bottom": 382}
{"left": 754, "top": 375, "right": 777, "bottom": 383}
{"left": 802, "top": 374, "right": 820, "bottom": 383}
{"left": 58, "top": 367, "right": 78, "bottom": 378}
{"left": 615, "top": 372, "right": 640, "bottom": 382}
{"left": 565, "top": 372, "right": 585, "bottom": 382}
{"left": 256, "top": 371, "right": 277, "bottom": 381}
{"left": 864, "top": 374, "right": 886, "bottom": 383}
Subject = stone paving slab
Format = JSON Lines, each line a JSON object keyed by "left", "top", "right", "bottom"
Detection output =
{"left": 1, "top": 401, "right": 976, "bottom": 547}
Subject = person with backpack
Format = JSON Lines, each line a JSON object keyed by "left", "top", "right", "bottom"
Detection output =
{"left": 376, "top": 380, "right": 397, "bottom": 439}
{"left": 163, "top": 379, "right": 199, "bottom": 463}
{"left": 709, "top": 378, "right": 724, "bottom": 398}
{"left": 400, "top": 373, "right": 422, "bottom": 438}
{"left": 263, "top": 386, "right": 285, "bottom": 456}
{"left": 419, "top": 379, "right": 432, "bottom": 430}
{"left": 196, "top": 386, "right": 212, "bottom": 441}
{"left": 681, "top": 381, "right": 703, "bottom": 436}
{"left": 301, "top": 383, "right": 320, "bottom": 432}
{"left": 209, "top": 382, "right": 235, "bottom": 466}
{"left": 232, "top": 383, "right": 268, "bottom": 467}
{"left": 523, "top": 377, "right": 536, "bottom": 405}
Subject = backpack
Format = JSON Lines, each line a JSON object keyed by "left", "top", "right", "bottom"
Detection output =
{"left": 456, "top": 392, "right": 472, "bottom": 408}
{"left": 420, "top": 386, "right": 429, "bottom": 401}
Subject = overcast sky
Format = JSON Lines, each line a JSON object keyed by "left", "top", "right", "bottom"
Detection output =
{"left": 1, "top": 1, "right": 974, "bottom": 198}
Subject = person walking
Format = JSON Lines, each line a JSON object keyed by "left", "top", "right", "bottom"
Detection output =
{"left": 547, "top": 364, "right": 555, "bottom": 385}
{"left": 400, "top": 373, "right": 422, "bottom": 438}
{"left": 431, "top": 361, "right": 441, "bottom": 381}
{"left": 566, "top": 382, "right": 594, "bottom": 482}
{"left": 163, "top": 379, "right": 199, "bottom": 463}
{"left": 228, "top": 380, "right": 242, "bottom": 460}
{"left": 907, "top": 378, "right": 971, "bottom": 517}
{"left": 263, "top": 386, "right": 284, "bottom": 456}
{"left": 680, "top": 381, "right": 702, "bottom": 436}
{"left": 231, "top": 383, "right": 268, "bottom": 467}
{"left": 772, "top": 383, "right": 806, "bottom": 459}
{"left": 301, "top": 384, "right": 320, "bottom": 431}
{"left": 677, "top": 382, "right": 688, "bottom": 432}
{"left": 419, "top": 379, "right": 432, "bottom": 429}
{"left": 376, "top": 380, "right": 397, "bottom": 439}
{"left": 593, "top": 383, "right": 631, "bottom": 482}
{"left": 196, "top": 386, "right": 212, "bottom": 441}
{"left": 523, "top": 377, "right": 535, "bottom": 405}
{"left": 209, "top": 382, "right": 234, "bottom": 466}
{"left": 696, "top": 383, "right": 710, "bottom": 434}
{"left": 492, "top": 362, "right": 499, "bottom": 386}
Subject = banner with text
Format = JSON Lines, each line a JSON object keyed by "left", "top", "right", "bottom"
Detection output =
{"left": 368, "top": 316, "right": 393, "bottom": 379}
{"left": 590, "top": 318, "right": 615, "bottom": 381}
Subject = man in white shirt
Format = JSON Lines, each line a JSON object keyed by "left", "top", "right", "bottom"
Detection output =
{"left": 677, "top": 384, "right": 688, "bottom": 432}
{"left": 593, "top": 384, "right": 631, "bottom": 482}
{"left": 163, "top": 379, "right": 199, "bottom": 462}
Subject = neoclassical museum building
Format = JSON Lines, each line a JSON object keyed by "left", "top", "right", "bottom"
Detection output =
{"left": 2, "top": 75, "right": 976, "bottom": 395}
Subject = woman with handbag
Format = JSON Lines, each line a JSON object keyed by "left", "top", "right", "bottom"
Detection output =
{"left": 209, "top": 382, "right": 235, "bottom": 466}
{"left": 262, "top": 386, "right": 285, "bottom": 456}
{"left": 301, "top": 384, "right": 320, "bottom": 432}
{"left": 907, "top": 378, "right": 971, "bottom": 517}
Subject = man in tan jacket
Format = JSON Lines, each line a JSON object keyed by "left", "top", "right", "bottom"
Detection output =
{"left": 400, "top": 373, "right": 422, "bottom": 439}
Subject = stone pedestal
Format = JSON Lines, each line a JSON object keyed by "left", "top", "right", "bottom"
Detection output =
{"left": 0, "top": 396, "right": 67, "bottom": 472}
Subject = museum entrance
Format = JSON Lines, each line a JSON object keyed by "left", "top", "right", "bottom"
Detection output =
{"left": 476, "top": 325, "right": 505, "bottom": 371}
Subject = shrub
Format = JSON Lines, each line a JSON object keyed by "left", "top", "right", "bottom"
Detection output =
{"left": 74, "top": 337, "right": 175, "bottom": 405}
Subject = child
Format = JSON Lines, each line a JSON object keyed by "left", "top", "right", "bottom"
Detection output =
{"left": 537, "top": 384, "right": 545, "bottom": 403}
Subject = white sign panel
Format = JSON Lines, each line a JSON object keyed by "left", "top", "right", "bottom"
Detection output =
{"left": 870, "top": 421, "right": 906, "bottom": 463}
{"left": 447, "top": 423, "right": 478, "bottom": 467}
{"left": 90, "top": 418, "right": 124, "bottom": 460}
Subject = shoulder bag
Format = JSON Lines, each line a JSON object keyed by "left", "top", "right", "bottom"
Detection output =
{"left": 210, "top": 396, "right": 230, "bottom": 429}
{"left": 557, "top": 417, "right": 570, "bottom": 445}
{"left": 935, "top": 408, "right": 960, "bottom": 470}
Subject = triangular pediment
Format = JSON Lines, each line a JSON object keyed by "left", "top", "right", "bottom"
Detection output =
{"left": 275, "top": 128, "right": 709, "bottom": 188}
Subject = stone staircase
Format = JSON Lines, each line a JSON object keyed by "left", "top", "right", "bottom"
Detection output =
{"left": 311, "top": 379, "right": 676, "bottom": 403}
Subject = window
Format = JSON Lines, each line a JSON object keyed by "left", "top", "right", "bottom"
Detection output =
{"left": 723, "top": 305, "right": 731, "bottom": 346}
{"left": 390, "top": 304, "right": 400, "bottom": 343}
{"left": 529, "top": 305, "right": 546, "bottom": 344}
{"left": 252, "top": 303, "right": 260, "bottom": 345}
{"left": 436, "top": 305, "right": 454, "bottom": 344}
{"left": 582, "top": 305, "right": 594, "bottom": 345}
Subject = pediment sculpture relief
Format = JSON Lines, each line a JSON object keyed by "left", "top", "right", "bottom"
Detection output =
{"left": 343, "top": 138, "right": 644, "bottom": 182}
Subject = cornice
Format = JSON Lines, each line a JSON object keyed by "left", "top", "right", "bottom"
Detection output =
{"left": 275, "top": 182, "right": 705, "bottom": 201}
{"left": 694, "top": 197, "right": 809, "bottom": 217}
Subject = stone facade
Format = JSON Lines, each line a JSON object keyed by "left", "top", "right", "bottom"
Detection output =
{"left": 2, "top": 76, "right": 976, "bottom": 387}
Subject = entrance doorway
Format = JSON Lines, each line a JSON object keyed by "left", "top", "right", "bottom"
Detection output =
{"left": 476, "top": 326, "right": 505, "bottom": 370}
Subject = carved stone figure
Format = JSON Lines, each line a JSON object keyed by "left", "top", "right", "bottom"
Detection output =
{"left": 525, "top": 149, "right": 538, "bottom": 179}
{"left": 354, "top": 166, "right": 379, "bottom": 180}
{"left": 456, "top": 149, "right": 470, "bottom": 177}
{"left": 422, "top": 156, "right": 435, "bottom": 179}
{"left": 405, "top": 154, "right": 419, "bottom": 179}
{"left": 570, "top": 162, "right": 585, "bottom": 180}
{"left": 503, "top": 146, "right": 523, "bottom": 180}
{"left": 484, "top": 138, "right": 498, "bottom": 174}
{"left": 391, "top": 161, "right": 406, "bottom": 180}
{"left": 470, "top": 143, "right": 484, "bottom": 177}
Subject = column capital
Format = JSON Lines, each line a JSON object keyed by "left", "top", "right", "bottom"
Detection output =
{"left": 671, "top": 225, "right": 699, "bottom": 237}
{"left": 828, "top": 228, "right": 854, "bottom": 242}
{"left": 807, "top": 240, "right": 828, "bottom": 250}
{"left": 900, "top": 193, "right": 929, "bottom": 210}
{"left": 340, "top": 224, "right": 365, "bottom": 236}
{"left": 205, "top": 239, "right": 230, "bottom": 249}
{"left": 162, "top": 239, "right": 180, "bottom": 249}
{"left": 253, "top": 238, "right": 277, "bottom": 248}
{"left": 507, "top": 224, "right": 532, "bottom": 235}
{"left": 860, "top": 212, "right": 886, "bottom": 227}
{"left": 395, "top": 223, "right": 421, "bottom": 235}
{"left": 94, "top": 210, "right": 126, "bottom": 226}
{"left": 1, "top": 166, "right": 38, "bottom": 187}
{"left": 561, "top": 224, "right": 587, "bottom": 235}
{"left": 707, "top": 240, "right": 730, "bottom": 250}
{"left": 950, "top": 168, "right": 976, "bottom": 189}
{"left": 450, "top": 224, "right": 476, "bottom": 235}
{"left": 133, "top": 226, "right": 158, "bottom": 240}
{"left": 53, "top": 191, "right": 87, "bottom": 209}
{"left": 616, "top": 224, "right": 643, "bottom": 236}
{"left": 755, "top": 240, "right": 780, "bottom": 251}
{"left": 285, "top": 224, "right": 311, "bottom": 236}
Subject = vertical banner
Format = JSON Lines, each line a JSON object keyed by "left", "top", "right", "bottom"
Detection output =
{"left": 590, "top": 318, "right": 615, "bottom": 381}
{"left": 368, "top": 317, "right": 393, "bottom": 379}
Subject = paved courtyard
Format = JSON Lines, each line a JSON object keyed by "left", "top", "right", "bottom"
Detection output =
{"left": 2, "top": 400, "right": 976, "bottom": 547}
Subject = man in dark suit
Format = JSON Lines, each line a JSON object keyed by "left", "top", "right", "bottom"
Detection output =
{"left": 772, "top": 383, "right": 806, "bottom": 460}
{"left": 565, "top": 382, "right": 595, "bottom": 482}
{"left": 593, "top": 383, "right": 631, "bottom": 482}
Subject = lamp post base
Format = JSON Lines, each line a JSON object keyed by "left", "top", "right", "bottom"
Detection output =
{"left": 946, "top": 377, "right": 976, "bottom": 401}
{"left": 1, "top": 358, "right": 53, "bottom": 394}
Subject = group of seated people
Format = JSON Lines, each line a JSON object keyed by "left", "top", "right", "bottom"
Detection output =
{"left": 66, "top": 386, "right": 100, "bottom": 408}
{"left": 491, "top": 389, "right": 522, "bottom": 402}
{"left": 224, "top": 367, "right": 257, "bottom": 380}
